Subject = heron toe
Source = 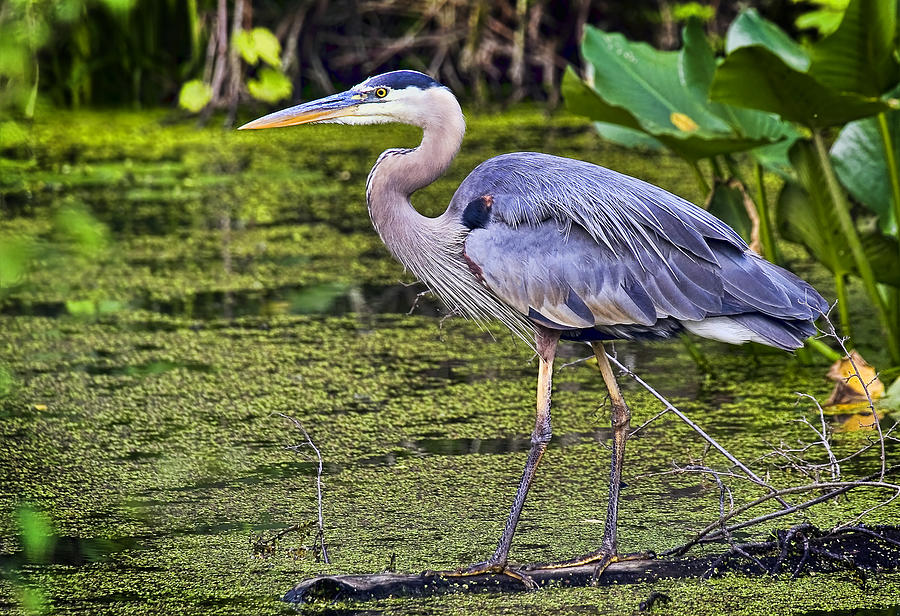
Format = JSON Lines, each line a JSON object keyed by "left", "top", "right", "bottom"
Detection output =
{"left": 523, "top": 548, "right": 655, "bottom": 585}
{"left": 436, "top": 560, "right": 538, "bottom": 590}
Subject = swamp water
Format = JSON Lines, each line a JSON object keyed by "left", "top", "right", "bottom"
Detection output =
{"left": 0, "top": 109, "right": 898, "bottom": 615}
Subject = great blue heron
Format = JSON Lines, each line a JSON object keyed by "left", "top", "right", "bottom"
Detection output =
{"left": 240, "top": 70, "right": 827, "bottom": 585}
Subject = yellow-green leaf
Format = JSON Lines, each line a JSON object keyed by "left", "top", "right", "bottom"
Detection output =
{"left": 235, "top": 28, "right": 281, "bottom": 67}
{"left": 248, "top": 67, "right": 292, "bottom": 103}
{"left": 178, "top": 79, "right": 212, "bottom": 113}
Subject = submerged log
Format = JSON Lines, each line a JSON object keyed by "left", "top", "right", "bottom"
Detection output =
{"left": 283, "top": 525, "right": 900, "bottom": 604}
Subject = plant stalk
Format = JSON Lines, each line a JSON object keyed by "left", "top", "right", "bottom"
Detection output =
{"left": 752, "top": 160, "right": 777, "bottom": 263}
{"left": 875, "top": 111, "right": 900, "bottom": 342}
{"left": 876, "top": 112, "right": 900, "bottom": 257}
{"left": 833, "top": 272, "right": 852, "bottom": 342}
{"left": 812, "top": 130, "right": 900, "bottom": 363}
{"left": 805, "top": 336, "right": 842, "bottom": 363}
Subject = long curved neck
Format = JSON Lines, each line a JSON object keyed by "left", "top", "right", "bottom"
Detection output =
{"left": 363, "top": 87, "right": 533, "bottom": 342}
{"left": 365, "top": 88, "right": 465, "bottom": 259}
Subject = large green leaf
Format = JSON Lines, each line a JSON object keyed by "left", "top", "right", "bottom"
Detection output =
{"left": 710, "top": 46, "right": 891, "bottom": 128}
{"left": 681, "top": 19, "right": 796, "bottom": 143}
{"left": 809, "top": 0, "right": 898, "bottom": 97}
{"left": 751, "top": 139, "right": 798, "bottom": 180}
{"left": 832, "top": 107, "right": 900, "bottom": 235}
{"left": 561, "top": 66, "right": 644, "bottom": 133}
{"left": 777, "top": 179, "right": 850, "bottom": 279}
{"left": 591, "top": 122, "right": 664, "bottom": 151}
{"left": 565, "top": 25, "right": 786, "bottom": 160}
{"left": 778, "top": 140, "right": 900, "bottom": 286}
{"left": 581, "top": 26, "right": 731, "bottom": 137}
{"left": 562, "top": 67, "right": 768, "bottom": 160}
{"left": 679, "top": 18, "right": 716, "bottom": 93}
{"left": 725, "top": 8, "right": 810, "bottom": 72}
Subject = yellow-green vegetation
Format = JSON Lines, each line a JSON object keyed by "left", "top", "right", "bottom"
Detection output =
{"left": 0, "top": 109, "right": 897, "bottom": 614}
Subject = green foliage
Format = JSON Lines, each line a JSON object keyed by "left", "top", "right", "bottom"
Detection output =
{"left": 710, "top": 46, "right": 891, "bottom": 129}
{"left": 55, "top": 203, "right": 109, "bottom": 258}
{"left": 562, "top": 22, "right": 790, "bottom": 162}
{"left": 706, "top": 180, "right": 753, "bottom": 244}
{"left": 247, "top": 67, "right": 292, "bottom": 104}
{"left": 793, "top": 0, "right": 850, "bottom": 36}
{"left": 725, "top": 9, "right": 810, "bottom": 71}
{"left": 178, "top": 80, "right": 213, "bottom": 113}
{"left": 671, "top": 2, "right": 715, "bottom": 23}
{"left": 234, "top": 27, "right": 282, "bottom": 68}
{"left": 832, "top": 97, "right": 900, "bottom": 236}
{"left": 0, "top": 0, "right": 202, "bottom": 116}
{"left": 777, "top": 168, "right": 845, "bottom": 283}
{"left": 712, "top": 0, "right": 899, "bottom": 128}
{"left": 0, "top": 234, "right": 33, "bottom": 293}
{"left": 65, "top": 298, "right": 124, "bottom": 317}
{"left": 807, "top": 0, "right": 898, "bottom": 97}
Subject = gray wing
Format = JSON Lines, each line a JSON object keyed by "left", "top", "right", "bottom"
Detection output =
{"left": 456, "top": 153, "right": 827, "bottom": 348}
{"left": 451, "top": 152, "right": 747, "bottom": 266}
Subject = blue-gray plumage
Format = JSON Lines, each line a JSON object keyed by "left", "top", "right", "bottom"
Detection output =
{"left": 240, "top": 70, "right": 827, "bottom": 586}
{"left": 457, "top": 152, "right": 826, "bottom": 349}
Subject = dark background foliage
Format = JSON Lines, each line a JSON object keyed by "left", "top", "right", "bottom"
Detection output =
{"left": 27, "top": 0, "right": 808, "bottom": 110}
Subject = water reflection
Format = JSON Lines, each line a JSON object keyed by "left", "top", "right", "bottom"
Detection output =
{"left": 358, "top": 430, "right": 610, "bottom": 465}
{"left": 1, "top": 282, "right": 443, "bottom": 320}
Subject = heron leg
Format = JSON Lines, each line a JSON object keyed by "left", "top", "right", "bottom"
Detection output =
{"left": 592, "top": 340, "right": 629, "bottom": 556}
{"left": 524, "top": 341, "right": 651, "bottom": 580}
{"left": 438, "top": 326, "right": 560, "bottom": 589}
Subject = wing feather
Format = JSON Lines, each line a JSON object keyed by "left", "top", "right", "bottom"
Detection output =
{"left": 456, "top": 153, "right": 827, "bottom": 347}
{"left": 450, "top": 152, "right": 746, "bottom": 267}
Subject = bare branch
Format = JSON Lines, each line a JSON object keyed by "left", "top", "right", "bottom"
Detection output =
{"left": 278, "top": 413, "right": 330, "bottom": 564}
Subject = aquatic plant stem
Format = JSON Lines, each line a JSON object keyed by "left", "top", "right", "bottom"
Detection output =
{"left": 752, "top": 160, "right": 777, "bottom": 264}
{"left": 876, "top": 112, "right": 900, "bottom": 266}
{"left": 812, "top": 130, "right": 900, "bottom": 363}
{"left": 805, "top": 336, "right": 841, "bottom": 363}
{"left": 833, "top": 272, "right": 852, "bottom": 342}
{"left": 721, "top": 156, "right": 768, "bottom": 258}
{"left": 875, "top": 112, "right": 900, "bottom": 340}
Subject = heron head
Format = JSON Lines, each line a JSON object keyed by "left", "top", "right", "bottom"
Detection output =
{"left": 238, "top": 70, "right": 450, "bottom": 130}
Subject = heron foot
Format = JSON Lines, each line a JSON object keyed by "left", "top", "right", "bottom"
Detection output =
{"left": 523, "top": 549, "right": 655, "bottom": 586}
{"left": 430, "top": 560, "right": 538, "bottom": 590}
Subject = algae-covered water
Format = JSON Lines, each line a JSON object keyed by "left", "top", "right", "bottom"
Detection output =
{"left": 1, "top": 109, "right": 898, "bottom": 615}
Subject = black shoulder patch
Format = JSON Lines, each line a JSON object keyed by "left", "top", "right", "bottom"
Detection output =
{"left": 461, "top": 195, "right": 493, "bottom": 230}
{"left": 366, "top": 70, "right": 440, "bottom": 90}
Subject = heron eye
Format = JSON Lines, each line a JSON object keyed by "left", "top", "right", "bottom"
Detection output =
{"left": 374, "top": 87, "right": 388, "bottom": 98}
